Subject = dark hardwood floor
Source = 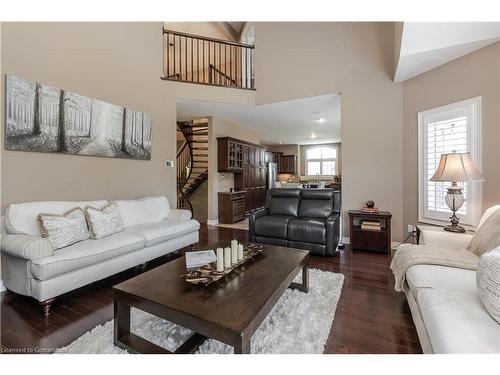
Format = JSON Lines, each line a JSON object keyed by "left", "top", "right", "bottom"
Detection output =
{"left": 0, "top": 224, "right": 422, "bottom": 354}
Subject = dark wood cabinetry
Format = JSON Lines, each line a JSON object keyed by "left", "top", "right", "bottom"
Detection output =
{"left": 278, "top": 154, "right": 296, "bottom": 174}
{"left": 218, "top": 137, "right": 267, "bottom": 215}
{"left": 218, "top": 191, "right": 247, "bottom": 224}
{"left": 218, "top": 138, "right": 243, "bottom": 172}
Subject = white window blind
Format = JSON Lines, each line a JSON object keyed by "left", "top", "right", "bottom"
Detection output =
{"left": 418, "top": 97, "right": 482, "bottom": 227}
{"left": 426, "top": 116, "right": 468, "bottom": 215}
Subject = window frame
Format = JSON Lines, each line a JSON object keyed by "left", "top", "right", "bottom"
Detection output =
{"left": 417, "top": 96, "right": 482, "bottom": 227}
{"left": 305, "top": 145, "right": 337, "bottom": 177}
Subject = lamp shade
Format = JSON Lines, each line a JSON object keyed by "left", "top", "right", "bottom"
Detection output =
{"left": 430, "top": 152, "right": 485, "bottom": 182}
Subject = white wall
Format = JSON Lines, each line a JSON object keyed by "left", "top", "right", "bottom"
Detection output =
{"left": 254, "top": 22, "right": 404, "bottom": 240}
{"left": 1, "top": 22, "right": 407, "bottom": 242}
{"left": 403, "top": 42, "right": 500, "bottom": 232}
{"left": 1, "top": 23, "right": 178, "bottom": 210}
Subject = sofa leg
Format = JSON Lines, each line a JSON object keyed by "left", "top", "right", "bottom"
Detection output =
{"left": 39, "top": 298, "right": 56, "bottom": 318}
{"left": 190, "top": 243, "right": 197, "bottom": 251}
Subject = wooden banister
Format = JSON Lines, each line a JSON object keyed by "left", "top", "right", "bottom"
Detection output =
{"left": 162, "top": 29, "right": 255, "bottom": 90}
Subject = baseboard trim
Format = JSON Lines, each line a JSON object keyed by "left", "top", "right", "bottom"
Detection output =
{"left": 0, "top": 280, "right": 6, "bottom": 293}
{"left": 207, "top": 219, "right": 219, "bottom": 226}
{"left": 341, "top": 236, "right": 400, "bottom": 250}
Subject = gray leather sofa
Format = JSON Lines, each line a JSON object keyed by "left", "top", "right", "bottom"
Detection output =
{"left": 249, "top": 189, "right": 341, "bottom": 256}
{"left": 1, "top": 196, "right": 199, "bottom": 317}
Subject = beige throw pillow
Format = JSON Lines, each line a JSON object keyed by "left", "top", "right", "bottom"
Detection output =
{"left": 468, "top": 208, "right": 500, "bottom": 256}
{"left": 85, "top": 203, "right": 123, "bottom": 239}
{"left": 38, "top": 208, "right": 90, "bottom": 249}
{"left": 476, "top": 248, "right": 500, "bottom": 324}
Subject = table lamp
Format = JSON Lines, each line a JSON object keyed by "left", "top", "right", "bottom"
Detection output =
{"left": 429, "top": 152, "right": 484, "bottom": 233}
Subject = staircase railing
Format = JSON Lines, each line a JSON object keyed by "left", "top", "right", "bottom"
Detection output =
{"left": 176, "top": 123, "right": 194, "bottom": 213}
{"left": 162, "top": 28, "right": 255, "bottom": 90}
{"left": 209, "top": 64, "right": 237, "bottom": 86}
{"left": 177, "top": 140, "right": 191, "bottom": 183}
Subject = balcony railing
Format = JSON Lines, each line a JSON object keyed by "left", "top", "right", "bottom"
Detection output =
{"left": 161, "top": 28, "right": 255, "bottom": 90}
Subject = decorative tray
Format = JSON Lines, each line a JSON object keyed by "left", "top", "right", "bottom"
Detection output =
{"left": 180, "top": 243, "right": 265, "bottom": 285}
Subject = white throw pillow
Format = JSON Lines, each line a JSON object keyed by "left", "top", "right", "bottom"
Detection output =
{"left": 85, "top": 203, "right": 123, "bottom": 239}
{"left": 478, "top": 205, "right": 500, "bottom": 229}
{"left": 38, "top": 208, "right": 90, "bottom": 250}
{"left": 468, "top": 207, "right": 500, "bottom": 257}
{"left": 114, "top": 196, "right": 170, "bottom": 228}
{"left": 6, "top": 200, "right": 108, "bottom": 236}
{"left": 476, "top": 248, "right": 500, "bottom": 324}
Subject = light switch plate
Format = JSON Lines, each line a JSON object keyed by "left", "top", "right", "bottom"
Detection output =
{"left": 165, "top": 160, "right": 174, "bottom": 167}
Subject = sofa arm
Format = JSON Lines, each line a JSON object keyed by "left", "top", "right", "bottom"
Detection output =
{"left": 249, "top": 208, "right": 268, "bottom": 242}
{"left": 168, "top": 209, "right": 192, "bottom": 222}
{"left": 1, "top": 234, "right": 54, "bottom": 260}
{"left": 326, "top": 214, "right": 341, "bottom": 256}
{"left": 419, "top": 229, "right": 474, "bottom": 250}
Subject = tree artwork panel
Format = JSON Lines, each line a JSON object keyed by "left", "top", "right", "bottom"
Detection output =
{"left": 5, "top": 75, "right": 152, "bottom": 160}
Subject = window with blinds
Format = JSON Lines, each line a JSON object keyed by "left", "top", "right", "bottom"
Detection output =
{"left": 418, "top": 97, "right": 482, "bottom": 227}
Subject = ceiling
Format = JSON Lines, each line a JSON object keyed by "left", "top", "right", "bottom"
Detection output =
{"left": 227, "top": 22, "right": 244, "bottom": 33}
{"left": 394, "top": 22, "right": 500, "bottom": 82}
{"left": 177, "top": 94, "right": 341, "bottom": 145}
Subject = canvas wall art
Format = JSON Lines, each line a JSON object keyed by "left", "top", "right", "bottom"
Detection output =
{"left": 5, "top": 75, "right": 152, "bottom": 160}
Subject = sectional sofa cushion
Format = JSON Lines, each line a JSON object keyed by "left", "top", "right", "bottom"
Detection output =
{"left": 417, "top": 288, "right": 500, "bottom": 353}
{"left": 468, "top": 207, "right": 500, "bottom": 256}
{"left": 38, "top": 208, "right": 91, "bottom": 249}
{"left": 406, "top": 265, "right": 477, "bottom": 295}
{"left": 253, "top": 215, "right": 294, "bottom": 240}
{"left": 5, "top": 200, "right": 109, "bottom": 236}
{"left": 298, "top": 189, "right": 334, "bottom": 218}
{"left": 85, "top": 204, "right": 123, "bottom": 239}
{"left": 288, "top": 218, "right": 326, "bottom": 244}
{"left": 268, "top": 189, "right": 301, "bottom": 217}
{"left": 115, "top": 196, "right": 170, "bottom": 228}
{"left": 476, "top": 248, "right": 500, "bottom": 324}
{"left": 30, "top": 231, "right": 145, "bottom": 281}
{"left": 125, "top": 219, "right": 200, "bottom": 247}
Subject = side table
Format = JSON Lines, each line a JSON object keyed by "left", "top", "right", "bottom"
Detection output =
{"left": 348, "top": 210, "right": 392, "bottom": 254}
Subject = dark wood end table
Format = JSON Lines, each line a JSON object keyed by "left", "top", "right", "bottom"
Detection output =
{"left": 348, "top": 210, "right": 392, "bottom": 254}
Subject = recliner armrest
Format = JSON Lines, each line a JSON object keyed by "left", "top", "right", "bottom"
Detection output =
{"left": 249, "top": 208, "right": 269, "bottom": 242}
{"left": 326, "top": 213, "right": 341, "bottom": 256}
{"left": 167, "top": 209, "right": 192, "bottom": 222}
{"left": 250, "top": 208, "right": 268, "bottom": 221}
{"left": 1, "top": 234, "right": 54, "bottom": 260}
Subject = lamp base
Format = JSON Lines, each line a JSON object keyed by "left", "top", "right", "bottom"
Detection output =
{"left": 443, "top": 224, "right": 466, "bottom": 233}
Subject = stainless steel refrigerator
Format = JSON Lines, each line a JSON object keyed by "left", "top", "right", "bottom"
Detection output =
{"left": 266, "top": 162, "right": 277, "bottom": 189}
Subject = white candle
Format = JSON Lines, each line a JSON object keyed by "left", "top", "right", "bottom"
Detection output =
{"left": 224, "top": 247, "right": 231, "bottom": 269}
{"left": 231, "top": 240, "right": 238, "bottom": 264}
{"left": 238, "top": 243, "right": 244, "bottom": 261}
{"left": 216, "top": 247, "right": 224, "bottom": 272}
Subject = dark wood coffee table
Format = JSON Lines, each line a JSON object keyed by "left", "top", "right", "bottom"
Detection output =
{"left": 113, "top": 245, "right": 309, "bottom": 354}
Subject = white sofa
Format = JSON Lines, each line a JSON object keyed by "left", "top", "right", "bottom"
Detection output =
{"left": 404, "top": 224, "right": 500, "bottom": 353}
{"left": 0, "top": 196, "right": 199, "bottom": 317}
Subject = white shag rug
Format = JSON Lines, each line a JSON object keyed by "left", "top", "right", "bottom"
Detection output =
{"left": 58, "top": 268, "right": 344, "bottom": 354}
